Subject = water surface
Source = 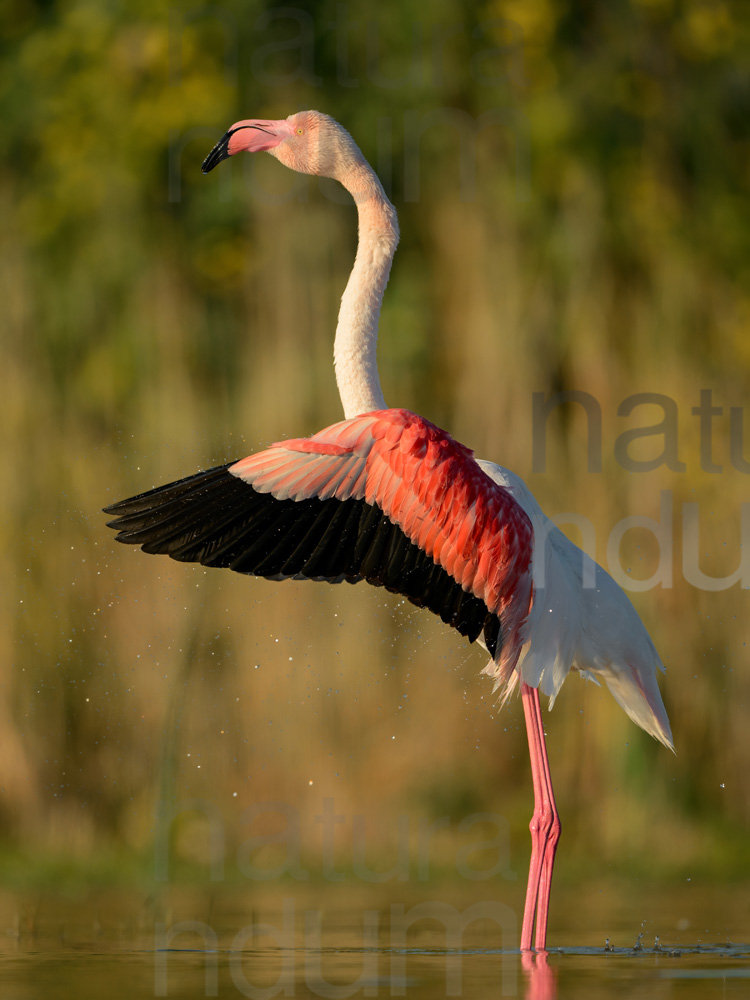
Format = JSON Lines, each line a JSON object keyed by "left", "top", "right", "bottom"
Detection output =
{"left": 1, "top": 881, "right": 748, "bottom": 998}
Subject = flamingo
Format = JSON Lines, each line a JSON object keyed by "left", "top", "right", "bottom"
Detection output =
{"left": 104, "top": 111, "right": 673, "bottom": 951}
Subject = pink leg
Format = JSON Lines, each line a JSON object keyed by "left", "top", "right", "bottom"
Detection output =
{"left": 519, "top": 683, "right": 561, "bottom": 951}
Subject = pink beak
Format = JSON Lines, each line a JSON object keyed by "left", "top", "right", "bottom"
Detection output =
{"left": 202, "top": 118, "right": 293, "bottom": 173}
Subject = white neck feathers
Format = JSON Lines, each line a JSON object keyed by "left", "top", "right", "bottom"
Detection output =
{"left": 334, "top": 162, "right": 399, "bottom": 419}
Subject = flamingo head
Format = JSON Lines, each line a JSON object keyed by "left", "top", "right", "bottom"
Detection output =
{"left": 202, "top": 111, "right": 363, "bottom": 181}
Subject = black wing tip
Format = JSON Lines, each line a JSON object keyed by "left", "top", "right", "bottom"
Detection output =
{"left": 202, "top": 130, "right": 232, "bottom": 173}
{"left": 102, "top": 462, "right": 238, "bottom": 520}
{"left": 102, "top": 501, "right": 126, "bottom": 516}
{"left": 112, "top": 531, "right": 140, "bottom": 544}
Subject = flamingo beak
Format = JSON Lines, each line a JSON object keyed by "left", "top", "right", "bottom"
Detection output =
{"left": 201, "top": 119, "right": 293, "bottom": 173}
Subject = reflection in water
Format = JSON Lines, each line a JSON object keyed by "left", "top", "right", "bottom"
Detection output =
{"left": 523, "top": 949, "right": 558, "bottom": 1000}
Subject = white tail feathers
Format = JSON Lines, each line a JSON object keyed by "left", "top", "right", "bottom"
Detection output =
{"left": 600, "top": 661, "right": 674, "bottom": 750}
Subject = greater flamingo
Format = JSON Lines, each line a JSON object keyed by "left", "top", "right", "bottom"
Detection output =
{"left": 104, "top": 111, "right": 673, "bottom": 951}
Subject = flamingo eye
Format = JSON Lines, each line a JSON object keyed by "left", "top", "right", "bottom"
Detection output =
{"left": 296, "top": 127, "right": 304, "bottom": 135}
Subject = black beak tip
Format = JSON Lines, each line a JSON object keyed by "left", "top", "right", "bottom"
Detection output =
{"left": 201, "top": 131, "right": 232, "bottom": 174}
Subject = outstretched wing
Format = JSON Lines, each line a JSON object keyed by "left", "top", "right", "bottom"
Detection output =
{"left": 104, "top": 409, "right": 533, "bottom": 674}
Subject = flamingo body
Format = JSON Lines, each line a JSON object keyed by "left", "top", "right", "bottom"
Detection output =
{"left": 105, "top": 407, "right": 671, "bottom": 750}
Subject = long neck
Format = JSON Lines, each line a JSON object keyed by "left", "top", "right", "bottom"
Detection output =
{"left": 334, "top": 162, "right": 399, "bottom": 418}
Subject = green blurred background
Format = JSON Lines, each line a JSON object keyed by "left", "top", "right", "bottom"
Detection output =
{"left": 2, "top": 0, "right": 749, "bottom": 894}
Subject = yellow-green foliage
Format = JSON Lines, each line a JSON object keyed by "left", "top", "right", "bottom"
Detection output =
{"left": 2, "top": 0, "right": 749, "bottom": 879}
